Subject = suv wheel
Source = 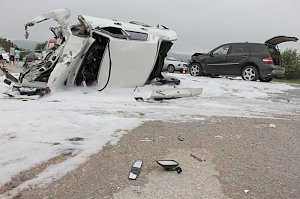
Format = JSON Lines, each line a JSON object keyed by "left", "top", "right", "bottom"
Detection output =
{"left": 190, "top": 63, "right": 202, "bottom": 76}
{"left": 242, "top": 65, "right": 259, "bottom": 81}
{"left": 167, "top": 65, "right": 175, "bottom": 73}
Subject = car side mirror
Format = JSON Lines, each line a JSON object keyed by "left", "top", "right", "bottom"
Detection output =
{"left": 156, "top": 160, "right": 182, "bottom": 173}
{"left": 209, "top": 52, "right": 213, "bottom": 57}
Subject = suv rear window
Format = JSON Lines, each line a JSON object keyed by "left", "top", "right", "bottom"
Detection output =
{"left": 247, "top": 43, "right": 269, "bottom": 54}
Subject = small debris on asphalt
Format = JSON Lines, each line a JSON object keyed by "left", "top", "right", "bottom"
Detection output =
{"left": 140, "top": 138, "right": 151, "bottom": 142}
{"left": 134, "top": 97, "right": 144, "bottom": 102}
{"left": 67, "top": 137, "right": 84, "bottom": 141}
{"left": 215, "top": 135, "right": 224, "bottom": 139}
{"left": 61, "top": 148, "right": 75, "bottom": 155}
{"left": 133, "top": 86, "right": 139, "bottom": 92}
{"left": 45, "top": 100, "right": 62, "bottom": 103}
{"left": 177, "top": 136, "right": 185, "bottom": 141}
{"left": 269, "top": 124, "right": 276, "bottom": 128}
{"left": 190, "top": 154, "right": 205, "bottom": 162}
{"left": 244, "top": 189, "right": 250, "bottom": 193}
{"left": 235, "top": 135, "right": 242, "bottom": 139}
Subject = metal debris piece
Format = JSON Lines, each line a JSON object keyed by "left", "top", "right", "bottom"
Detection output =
{"left": 190, "top": 154, "right": 204, "bottom": 162}
{"left": 177, "top": 136, "right": 185, "bottom": 141}
{"left": 269, "top": 124, "right": 276, "bottom": 128}
{"left": 67, "top": 137, "right": 84, "bottom": 141}
{"left": 151, "top": 87, "right": 203, "bottom": 100}
{"left": 134, "top": 97, "right": 144, "bottom": 102}
{"left": 215, "top": 135, "right": 224, "bottom": 139}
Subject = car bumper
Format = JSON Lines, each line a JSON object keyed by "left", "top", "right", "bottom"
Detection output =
{"left": 261, "top": 65, "right": 285, "bottom": 77}
{"left": 176, "top": 66, "right": 188, "bottom": 70}
{"left": 271, "top": 68, "right": 285, "bottom": 77}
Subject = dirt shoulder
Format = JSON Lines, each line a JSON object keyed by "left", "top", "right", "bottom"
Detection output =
{"left": 0, "top": 62, "right": 22, "bottom": 76}
{"left": 15, "top": 116, "right": 300, "bottom": 199}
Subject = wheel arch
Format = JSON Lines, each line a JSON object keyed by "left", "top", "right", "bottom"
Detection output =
{"left": 190, "top": 62, "right": 203, "bottom": 69}
{"left": 167, "top": 64, "right": 175, "bottom": 73}
{"left": 241, "top": 62, "right": 260, "bottom": 76}
{"left": 189, "top": 62, "right": 203, "bottom": 76}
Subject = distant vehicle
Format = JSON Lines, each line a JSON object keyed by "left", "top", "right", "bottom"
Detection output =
{"left": 23, "top": 52, "right": 42, "bottom": 62}
{"left": 189, "top": 36, "right": 298, "bottom": 82}
{"left": 0, "top": 49, "right": 10, "bottom": 63}
{"left": 163, "top": 57, "right": 189, "bottom": 73}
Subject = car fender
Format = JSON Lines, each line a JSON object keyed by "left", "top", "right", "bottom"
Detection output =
{"left": 241, "top": 57, "right": 262, "bottom": 74}
{"left": 189, "top": 62, "right": 204, "bottom": 72}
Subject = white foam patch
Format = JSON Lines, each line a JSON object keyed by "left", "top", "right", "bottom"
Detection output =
{"left": 0, "top": 74, "right": 299, "bottom": 197}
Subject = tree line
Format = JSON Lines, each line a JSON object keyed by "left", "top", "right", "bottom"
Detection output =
{"left": 281, "top": 49, "right": 300, "bottom": 80}
{"left": 0, "top": 37, "right": 46, "bottom": 60}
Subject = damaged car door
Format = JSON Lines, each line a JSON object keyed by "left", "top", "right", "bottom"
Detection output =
{"left": 47, "top": 35, "right": 95, "bottom": 90}
{"left": 94, "top": 31, "right": 160, "bottom": 90}
{"left": 204, "top": 44, "right": 230, "bottom": 74}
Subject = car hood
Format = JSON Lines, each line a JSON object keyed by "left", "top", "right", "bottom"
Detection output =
{"left": 265, "top": 36, "right": 298, "bottom": 46}
{"left": 192, "top": 53, "right": 206, "bottom": 57}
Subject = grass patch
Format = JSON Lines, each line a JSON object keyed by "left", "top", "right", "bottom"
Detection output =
{"left": 273, "top": 78, "right": 300, "bottom": 84}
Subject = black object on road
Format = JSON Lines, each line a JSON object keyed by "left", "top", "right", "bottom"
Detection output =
{"left": 129, "top": 160, "right": 143, "bottom": 180}
{"left": 190, "top": 154, "right": 205, "bottom": 162}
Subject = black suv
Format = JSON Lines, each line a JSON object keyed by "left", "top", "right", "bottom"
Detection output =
{"left": 189, "top": 36, "right": 298, "bottom": 82}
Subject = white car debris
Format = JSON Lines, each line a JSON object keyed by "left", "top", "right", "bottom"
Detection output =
{"left": 1, "top": 8, "right": 178, "bottom": 96}
{"left": 150, "top": 87, "right": 203, "bottom": 100}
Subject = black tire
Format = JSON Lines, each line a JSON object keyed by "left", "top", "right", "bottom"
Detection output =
{"left": 259, "top": 77, "right": 273, "bottom": 82}
{"left": 189, "top": 63, "right": 202, "bottom": 76}
{"left": 167, "top": 64, "right": 175, "bottom": 73}
{"left": 241, "top": 65, "right": 259, "bottom": 81}
{"left": 209, "top": 74, "right": 221, "bottom": 78}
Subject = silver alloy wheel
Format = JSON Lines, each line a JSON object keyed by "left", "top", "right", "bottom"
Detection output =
{"left": 243, "top": 67, "right": 256, "bottom": 81}
{"left": 167, "top": 65, "right": 175, "bottom": 73}
{"left": 190, "top": 64, "right": 200, "bottom": 76}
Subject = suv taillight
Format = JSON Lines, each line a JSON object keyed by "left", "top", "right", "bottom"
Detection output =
{"left": 263, "top": 57, "right": 274, "bottom": 64}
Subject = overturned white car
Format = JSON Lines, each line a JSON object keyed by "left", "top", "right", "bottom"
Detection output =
{"left": 2, "top": 8, "right": 177, "bottom": 95}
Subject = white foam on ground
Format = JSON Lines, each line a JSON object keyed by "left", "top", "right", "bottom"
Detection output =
{"left": 0, "top": 74, "right": 299, "bottom": 197}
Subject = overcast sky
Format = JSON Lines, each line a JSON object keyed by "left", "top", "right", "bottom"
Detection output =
{"left": 0, "top": 0, "right": 299, "bottom": 53}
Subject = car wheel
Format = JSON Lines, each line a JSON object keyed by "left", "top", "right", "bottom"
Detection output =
{"left": 259, "top": 77, "right": 273, "bottom": 82}
{"left": 167, "top": 65, "right": 175, "bottom": 73}
{"left": 242, "top": 65, "right": 259, "bottom": 81}
{"left": 189, "top": 63, "right": 202, "bottom": 76}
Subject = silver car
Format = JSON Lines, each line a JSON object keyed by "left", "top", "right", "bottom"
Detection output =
{"left": 0, "top": 49, "right": 10, "bottom": 63}
{"left": 163, "top": 57, "right": 189, "bottom": 73}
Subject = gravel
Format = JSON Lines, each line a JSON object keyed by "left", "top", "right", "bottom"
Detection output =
{"left": 16, "top": 116, "right": 300, "bottom": 199}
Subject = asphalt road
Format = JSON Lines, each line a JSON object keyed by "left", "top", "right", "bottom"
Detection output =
{"left": 0, "top": 62, "right": 22, "bottom": 75}
{"left": 16, "top": 116, "right": 300, "bottom": 199}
